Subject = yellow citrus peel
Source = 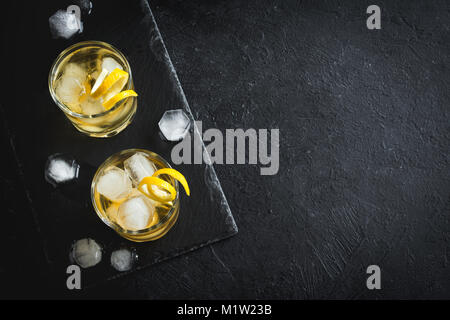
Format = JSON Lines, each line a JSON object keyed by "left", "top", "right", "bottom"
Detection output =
{"left": 138, "top": 168, "right": 190, "bottom": 203}
{"left": 102, "top": 90, "right": 137, "bottom": 110}
{"left": 91, "top": 68, "right": 129, "bottom": 99}
{"left": 153, "top": 168, "right": 190, "bottom": 196}
{"left": 138, "top": 176, "right": 177, "bottom": 203}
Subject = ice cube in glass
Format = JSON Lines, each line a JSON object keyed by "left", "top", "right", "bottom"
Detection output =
{"left": 117, "top": 195, "right": 155, "bottom": 231}
{"left": 96, "top": 167, "right": 132, "bottom": 201}
{"left": 124, "top": 152, "right": 157, "bottom": 186}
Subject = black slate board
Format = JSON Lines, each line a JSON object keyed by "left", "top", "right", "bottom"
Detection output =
{"left": 2, "top": 0, "right": 237, "bottom": 288}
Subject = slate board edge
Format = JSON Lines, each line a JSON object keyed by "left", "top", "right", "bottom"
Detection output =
{"left": 141, "top": 0, "right": 238, "bottom": 233}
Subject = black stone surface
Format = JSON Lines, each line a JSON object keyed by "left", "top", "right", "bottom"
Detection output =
{"left": 1, "top": 0, "right": 450, "bottom": 299}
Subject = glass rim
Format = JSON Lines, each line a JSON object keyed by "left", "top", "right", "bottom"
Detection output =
{"left": 91, "top": 149, "right": 180, "bottom": 235}
{"left": 48, "top": 40, "right": 134, "bottom": 119}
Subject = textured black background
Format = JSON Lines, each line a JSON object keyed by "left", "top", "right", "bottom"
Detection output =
{"left": 1, "top": 0, "right": 450, "bottom": 299}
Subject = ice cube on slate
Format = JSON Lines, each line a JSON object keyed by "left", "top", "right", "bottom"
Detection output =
{"left": 45, "top": 154, "right": 80, "bottom": 187}
{"left": 124, "top": 152, "right": 157, "bottom": 186}
{"left": 110, "top": 248, "right": 136, "bottom": 272}
{"left": 158, "top": 109, "right": 191, "bottom": 141}
{"left": 117, "top": 195, "right": 155, "bottom": 231}
{"left": 71, "top": 238, "right": 102, "bottom": 268}
{"left": 49, "top": 9, "right": 82, "bottom": 39}
{"left": 96, "top": 167, "right": 132, "bottom": 201}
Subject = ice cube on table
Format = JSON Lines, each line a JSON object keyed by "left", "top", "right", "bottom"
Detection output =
{"left": 124, "top": 152, "right": 157, "bottom": 187}
{"left": 71, "top": 238, "right": 102, "bottom": 268}
{"left": 158, "top": 109, "right": 191, "bottom": 141}
{"left": 102, "top": 57, "right": 123, "bottom": 74}
{"left": 49, "top": 9, "right": 82, "bottom": 39}
{"left": 45, "top": 154, "right": 80, "bottom": 187}
{"left": 96, "top": 167, "right": 132, "bottom": 201}
{"left": 117, "top": 195, "right": 155, "bottom": 231}
{"left": 110, "top": 248, "right": 136, "bottom": 272}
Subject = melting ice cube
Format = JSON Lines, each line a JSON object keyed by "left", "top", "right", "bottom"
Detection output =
{"left": 49, "top": 9, "right": 83, "bottom": 39}
{"left": 124, "top": 152, "right": 157, "bottom": 187}
{"left": 102, "top": 57, "right": 123, "bottom": 74}
{"left": 96, "top": 167, "right": 132, "bottom": 201}
{"left": 158, "top": 109, "right": 191, "bottom": 141}
{"left": 117, "top": 195, "right": 155, "bottom": 231}
{"left": 81, "top": 97, "right": 105, "bottom": 115}
{"left": 110, "top": 248, "right": 136, "bottom": 272}
{"left": 45, "top": 154, "right": 80, "bottom": 187}
{"left": 64, "top": 63, "right": 86, "bottom": 78}
{"left": 71, "top": 238, "right": 102, "bottom": 268}
{"left": 55, "top": 63, "right": 87, "bottom": 106}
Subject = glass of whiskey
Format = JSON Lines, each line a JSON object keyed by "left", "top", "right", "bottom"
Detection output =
{"left": 91, "top": 149, "right": 180, "bottom": 242}
{"left": 49, "top": 41, "right": 137, "bottom": 137}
